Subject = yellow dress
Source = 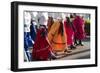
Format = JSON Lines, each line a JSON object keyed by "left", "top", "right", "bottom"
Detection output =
{"left": 47, "top": 20, "right": 68, "bottom": 52}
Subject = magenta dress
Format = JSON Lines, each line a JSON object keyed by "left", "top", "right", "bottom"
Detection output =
{"left": 73, "top": 16, "right": 85, "bottom": 40}
{"left": 64, "top": 21, "right": 74, "bottom": 46}
{"left": 32, "top": 28, "right": 51, "bottom": 60}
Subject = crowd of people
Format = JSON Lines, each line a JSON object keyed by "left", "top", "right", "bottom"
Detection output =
{"left": 24, "top": 13, "right": 86, "bottom": 61}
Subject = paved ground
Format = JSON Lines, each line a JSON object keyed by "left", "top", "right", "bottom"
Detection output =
{"left": 56, "top": 38, "right": 90, "bottom": 60}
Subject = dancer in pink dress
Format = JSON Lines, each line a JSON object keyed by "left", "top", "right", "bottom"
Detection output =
{"left": 64, "top": 17, "right": 76, "bottom": 49}
{"left": 73, "top": 14, "right": 86, "bottom": 46}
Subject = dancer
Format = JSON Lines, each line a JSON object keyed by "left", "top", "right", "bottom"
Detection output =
{"left": 32, "top": 25, "right": 56, "bottom": 61}
{"left": 73, "top": 14, "right": 86, "bottom": 46}
{"left": 47, "top": 17, "right": 71, "bottom": 55}
{"left": 64, "top": 17, "right": 76, "bottom": 49}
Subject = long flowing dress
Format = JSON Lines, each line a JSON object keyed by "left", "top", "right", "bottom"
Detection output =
{"left": 32, "top": 28, "right": 51, "bottom": 60}
{"left": 73, "top": 16, "right": 85, "bottom": 40}
{"left": 64, "top": 21, "right": 74, "bottom": 46}
{"left": 47, "top": 20, "right": 67, "bottom": 52}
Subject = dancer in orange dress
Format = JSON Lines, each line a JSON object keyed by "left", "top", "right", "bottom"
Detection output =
{"left": 47, "top": 17, "right": 71, "bottom": 55}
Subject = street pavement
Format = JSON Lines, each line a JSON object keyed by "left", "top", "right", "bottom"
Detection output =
{"left": 56, "top": 40, "right": 90, "bottom": 60}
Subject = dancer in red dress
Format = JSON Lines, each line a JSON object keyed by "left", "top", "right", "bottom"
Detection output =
{"left": 73, "top": 14, "right": 86, "bottom": 46}
{"left": 64, "top": 17, "right": 76, "bottom": 49}
{"left": 32, "top": 25, "right": 56, "bottom": 61}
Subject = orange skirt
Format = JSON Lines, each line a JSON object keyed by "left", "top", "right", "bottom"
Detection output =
{"left": 51, "top": 41, "right": 67, "bottom": 52}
